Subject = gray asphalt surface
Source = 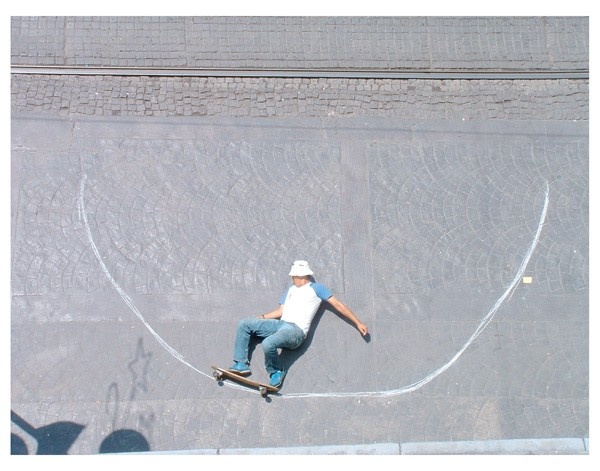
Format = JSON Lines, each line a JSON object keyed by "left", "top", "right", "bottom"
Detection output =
{"left": 10, "top": 17, "right": 589, "bottom": 456}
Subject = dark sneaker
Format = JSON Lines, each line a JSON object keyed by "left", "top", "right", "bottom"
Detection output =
{"left": 269, "top": 370, "right": 285, "bottom": 388}
{"left": 228, "top": 362, "right": 251, "bottom": 376}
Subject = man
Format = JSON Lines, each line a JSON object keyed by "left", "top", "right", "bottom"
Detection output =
{"left": 229, "top": 260, "right": 369, "bottom": 388}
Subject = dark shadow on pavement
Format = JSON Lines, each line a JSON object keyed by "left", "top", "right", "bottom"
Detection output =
{"left": 11, "top": 410, "right": 85, "bottom": 455}
{"left": 99, "top": 429, "right": 151, "bottom": 454}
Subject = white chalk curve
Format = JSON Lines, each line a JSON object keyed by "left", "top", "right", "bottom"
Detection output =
{"left": 79, "top": 174, "right": 549, "bottom": 399}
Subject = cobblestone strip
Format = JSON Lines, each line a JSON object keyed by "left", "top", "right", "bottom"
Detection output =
{"left": 11, "top": 75, "right": 589, "bottom": 120}
{"left": 11, "top": 17, "right": 588, "bottom": 71}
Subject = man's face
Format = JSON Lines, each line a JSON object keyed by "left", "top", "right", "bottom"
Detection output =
{"left": 291, "top": 276, "right": 310, "bottom": 287}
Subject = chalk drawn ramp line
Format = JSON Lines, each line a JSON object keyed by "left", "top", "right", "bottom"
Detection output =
{"left": 78, "top": 173, "right": 549, "bottom": 399}
{"left": 77, "top": 174, "right": 257, "bottom": 395}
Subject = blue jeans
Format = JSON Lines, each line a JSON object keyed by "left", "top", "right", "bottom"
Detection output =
{"left": 233, "top": 318, "right": 305, "bottom": 375}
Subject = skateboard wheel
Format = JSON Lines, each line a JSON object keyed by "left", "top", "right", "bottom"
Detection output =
{"left": 259, "top": 386, "right": 267, "bottom": 397}
{"left": 213, "top": 371, "right": 222, "bottom": 380}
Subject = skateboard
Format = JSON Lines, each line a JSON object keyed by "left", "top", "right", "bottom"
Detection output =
{"left": 211, "top": 365, "right": 280, "bottom": 397}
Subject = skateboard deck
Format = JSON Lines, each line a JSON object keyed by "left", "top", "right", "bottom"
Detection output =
{"left": 211, "top": 365, "right": 279, "bottom": 397}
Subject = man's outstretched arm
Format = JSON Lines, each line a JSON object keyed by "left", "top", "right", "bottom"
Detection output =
{"left": 327, "top": 296, "right": 368, "bottom": 336}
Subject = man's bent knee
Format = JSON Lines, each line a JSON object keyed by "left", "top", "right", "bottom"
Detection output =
{"left": 261, "top": 336, "right": 280, "bottom": 354}
{"left": 237, "top": 317, "right": 254, "bottom": 329}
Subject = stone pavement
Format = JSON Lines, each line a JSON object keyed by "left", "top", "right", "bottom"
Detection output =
{"left": 10, "top": 17, "right": 589, "bottom": 456}
{"left": 10, "top": 16, "right": 589, "bottom": 70}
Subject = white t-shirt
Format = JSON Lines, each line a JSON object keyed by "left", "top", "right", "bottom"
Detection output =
{"left": 279, "top": 282, "right": 333, "bottom": 335}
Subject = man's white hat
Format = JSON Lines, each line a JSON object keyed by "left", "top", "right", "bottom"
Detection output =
{"left": 289, "top": 260, "right": 314, "bottom": 277}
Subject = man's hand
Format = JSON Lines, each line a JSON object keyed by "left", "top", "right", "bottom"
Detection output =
{"left": 356, "top": 322, "right": 368, "bottom": 337}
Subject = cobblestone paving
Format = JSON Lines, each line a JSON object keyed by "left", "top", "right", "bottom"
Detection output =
{"left": 11, "top": 75, "right": 589, "bottom": 120}
{"left": 11, "top": 16, "right": 588, "bottom": 70}
{"left": 12, "top": 115, "right": 588, "bottom": 453}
